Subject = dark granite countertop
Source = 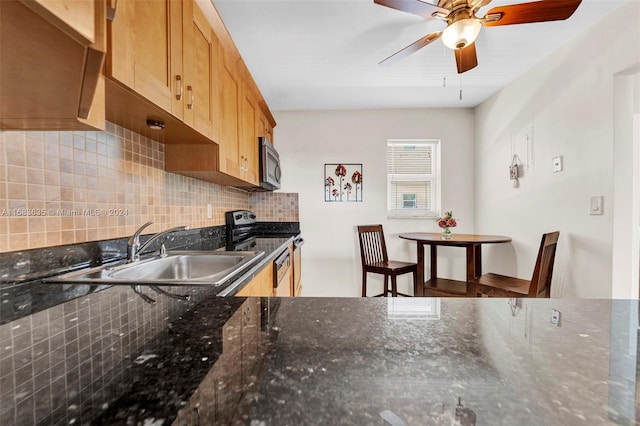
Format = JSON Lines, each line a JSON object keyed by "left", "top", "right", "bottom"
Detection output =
{"left": 1, "top": 295, "right": 638, "bottom": 425}
{"left": 0, "top": 225, "right": 299, "bottom": 325}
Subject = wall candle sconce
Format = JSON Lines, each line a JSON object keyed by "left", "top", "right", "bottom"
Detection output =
{"left": 510, "top": 155, "right": 520, "bottom": 188}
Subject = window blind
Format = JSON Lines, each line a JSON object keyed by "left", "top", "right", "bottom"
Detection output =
{"left": 387, "top": 140, "right": 440, "bottom": 218}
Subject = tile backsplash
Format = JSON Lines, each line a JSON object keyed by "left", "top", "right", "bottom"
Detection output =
{"left": 249, "top": 192, "right": 299, "bottom": 222}
{"left": 0, "top": 122, "right": 298, "bottom": 253}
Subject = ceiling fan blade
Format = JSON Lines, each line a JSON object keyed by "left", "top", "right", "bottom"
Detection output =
{"left": 468, "top": 0, "right": 492, "bottom": 11}
{"left": 379, "top": 32, "right": 442, "bottom": 66}
{"left": 455, "top": 42, "right": 478, "bottom": 74}
{"left": 374, "top": 0, "right": 449, "bottom": 19}
{"left": 483, "top": 0, "right": 582, "bottom": 27}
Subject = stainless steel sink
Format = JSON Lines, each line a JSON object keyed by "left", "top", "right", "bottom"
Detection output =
{"left": 48, "top": 250, "right": 265, "bottom": 285}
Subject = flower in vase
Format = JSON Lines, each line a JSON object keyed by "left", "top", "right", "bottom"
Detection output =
{"left": 436, "top": 211, "right": 458, "bottom": 229}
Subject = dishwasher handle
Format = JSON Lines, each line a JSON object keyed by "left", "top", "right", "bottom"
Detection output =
{"left": 274, "top": 248, "right": 290, "bottom": 268}
{"left": 273, "top": 248, "right": 291, "bottom": 289}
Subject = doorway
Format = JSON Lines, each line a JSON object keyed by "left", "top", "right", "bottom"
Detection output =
{"left": 612, "top": 67, "right": 640, "bottom": 299}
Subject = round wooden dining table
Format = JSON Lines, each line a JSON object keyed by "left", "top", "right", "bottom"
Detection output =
{"left": 398, "top": 233, "right": 512, "bottom": 297}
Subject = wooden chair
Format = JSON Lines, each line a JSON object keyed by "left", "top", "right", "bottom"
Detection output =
{"left": 473, "top": 231, "right": 560, "bottom": 298}
{"left": 357, "top": 225, "right": 417, "bottom": 297}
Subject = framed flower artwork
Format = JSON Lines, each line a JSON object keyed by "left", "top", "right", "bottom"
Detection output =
{"left": 324, "top": 163, "right": 363, "bottom": 202}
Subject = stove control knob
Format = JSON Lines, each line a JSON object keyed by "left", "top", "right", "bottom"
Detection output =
{"left": 235, "top": 213, "right": 242, "bottom": 220}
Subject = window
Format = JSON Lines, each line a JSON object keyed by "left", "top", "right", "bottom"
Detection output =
{"left": 402, "top": 194, "right": 417, "bottom": 209}
{"left": 387, "top": 139, "right": 440, "bottom": 219}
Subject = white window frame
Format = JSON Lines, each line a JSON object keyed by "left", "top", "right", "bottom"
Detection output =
{"left": 387, "top": 139, "right": 441, "bottom": 219}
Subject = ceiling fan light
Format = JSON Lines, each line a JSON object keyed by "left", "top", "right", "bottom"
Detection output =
{"left": 441, "top": 19, "right": 482, "bottom": 50}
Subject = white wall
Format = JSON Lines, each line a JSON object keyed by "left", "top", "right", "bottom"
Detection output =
{"left": 274, "top": 109, "right": 474, "bottom": 296}
{"left": 474, "top": 1, "right": 640, "bottom": 298}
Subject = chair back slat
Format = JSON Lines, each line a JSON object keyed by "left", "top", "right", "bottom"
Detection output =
{"left": 528, "top": 231, "right": 560, "bottom": 297}
{"left": 358, "top": 225, "right": 388, "bottom": 265}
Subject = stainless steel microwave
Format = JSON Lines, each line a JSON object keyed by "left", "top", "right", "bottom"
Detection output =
{"left": 259, "top": 137, "right": 281, "bottom": 190}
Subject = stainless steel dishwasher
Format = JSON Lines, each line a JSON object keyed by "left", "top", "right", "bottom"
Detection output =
{"left": 273, "top": 248, "right": 291, "bottom": 297}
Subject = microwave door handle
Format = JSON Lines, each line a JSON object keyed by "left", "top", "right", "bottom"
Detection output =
{"left": 274, "top": 164, "right": 281, "bottom": 182}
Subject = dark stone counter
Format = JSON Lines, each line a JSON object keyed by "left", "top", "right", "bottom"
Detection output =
{"left": 0, "top": 225, "right": 299, "bottom": 325}
{"left": 0, "top": 295, "right": 638, "bottom": 425}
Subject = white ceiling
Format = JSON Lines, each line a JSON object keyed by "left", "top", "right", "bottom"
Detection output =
{"left": 212, "top": 0, "right": 628, "bottom": 110}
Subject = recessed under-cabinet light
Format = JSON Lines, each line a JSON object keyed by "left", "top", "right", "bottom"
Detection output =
{"left": 146, "top": 119, "right": 165, "bottom": 130}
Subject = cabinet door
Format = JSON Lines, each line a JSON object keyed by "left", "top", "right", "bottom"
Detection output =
{"left": 217, "top": 53, "right": 241, "bottom": 177}
{"left": 235, "top": 280, "right": 255, "bottom": 297}
{"left": 25, "top": 0, "right": 95, "bottom": 44}
{"left": 239, "top": 85, "right": 258, "bottom": 185}
{"left": 0, "top": 0, "right": 105, "bottom": 130}
{"left": 236, "top": 265, "right": 274, "bottom": 297}
{"left": 183, "top": 0, "right": 215, "bottom": 139}
{"left": 107, "top": 0, "right": 183, "bottom": 118}
{"left": 257, "top": 110, "right": 274, "bottom": 143}
{"left": 255, "top": 264, "right": 275, "bottom": 297}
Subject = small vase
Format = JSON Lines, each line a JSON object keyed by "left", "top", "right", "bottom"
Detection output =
{"left": 442, "top": 227, "right": 452, "bottom": 240}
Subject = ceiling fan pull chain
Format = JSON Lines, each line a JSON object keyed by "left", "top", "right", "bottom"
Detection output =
{"left": 459, "top": 76, "right": 463, "bottom": 101}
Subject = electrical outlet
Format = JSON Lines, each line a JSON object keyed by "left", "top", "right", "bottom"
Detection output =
{"left": 206, "top": 203, "right": 213, "bottom": 219}
{"left": 550, "top": 309, "right": 561, "bottom": 327}
{"left": 552, "top": 156, "right": 563, "bottom": 173}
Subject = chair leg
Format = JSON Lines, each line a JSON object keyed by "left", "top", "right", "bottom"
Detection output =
{"left": 412, "top": 269, "right": 418, "bottom": 297}
{"left": 383, "top": 275, "right": 389, "bottom": 297}
{"left": 362, "top": 272, "right": 367, "bottom": 297}
{"left": 391, "top": 275, "right": 398, "bottom": 297}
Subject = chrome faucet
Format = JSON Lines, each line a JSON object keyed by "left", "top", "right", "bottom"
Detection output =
{"left": 127, "top": 221, "right": 188, "bottom": 262}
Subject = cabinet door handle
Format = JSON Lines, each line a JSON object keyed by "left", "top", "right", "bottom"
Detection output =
{"left": 175, "top": 75, "right": 183, "bottom": 101}
{"left": 187, "top": 86, "right": 194, "bottom": 110}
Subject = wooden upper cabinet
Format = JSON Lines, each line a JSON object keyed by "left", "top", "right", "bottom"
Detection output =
{"left": 216, "top": 53, "right": 260, "bottom": 185}
{"left": 106, "top": 0, "right": 183, "bottom": 118}
{"left": 183, "top": 0, "right": 217, "bottom": 140}
{"left": 104, "top": 0, "right": 276, "bottom": 186}
{"left": 0, "top": 0, "right": 106, "bottom": 130}
{"left": 257, "top": 110, "right": 274, "bottom": 144}
{"left": 218, "top": 52, "right": 241, "bottom": 178}
{"left": 27, "top": 0, "right": 96, "bottom": 43}
{"left": 240, "top": 85, "right": 258, "bottom": 185}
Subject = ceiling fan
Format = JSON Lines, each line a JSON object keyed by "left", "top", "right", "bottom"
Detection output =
{"left": 375, "top": 0, "right": 583, "bottom": 73}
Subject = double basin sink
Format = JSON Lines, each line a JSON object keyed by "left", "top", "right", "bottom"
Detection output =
{"left": 50, "top": 250, "right": 265, "bottom": 286}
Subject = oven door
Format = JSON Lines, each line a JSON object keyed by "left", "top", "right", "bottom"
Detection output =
{"left": 259, "top": 137, "right": 281, "bottom": 190}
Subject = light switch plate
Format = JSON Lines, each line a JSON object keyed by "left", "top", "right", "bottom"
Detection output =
{"left": 590, "top": 196, "right": 603, "bottom": 215}
{"left": 552, "top": 156, "right": 563, "bottom": 173}
{"left": 550, "top": 309, "right": 561, "bottom": 327}
{"left": 206, "top": 203, "right": 213, "bottom": 219}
